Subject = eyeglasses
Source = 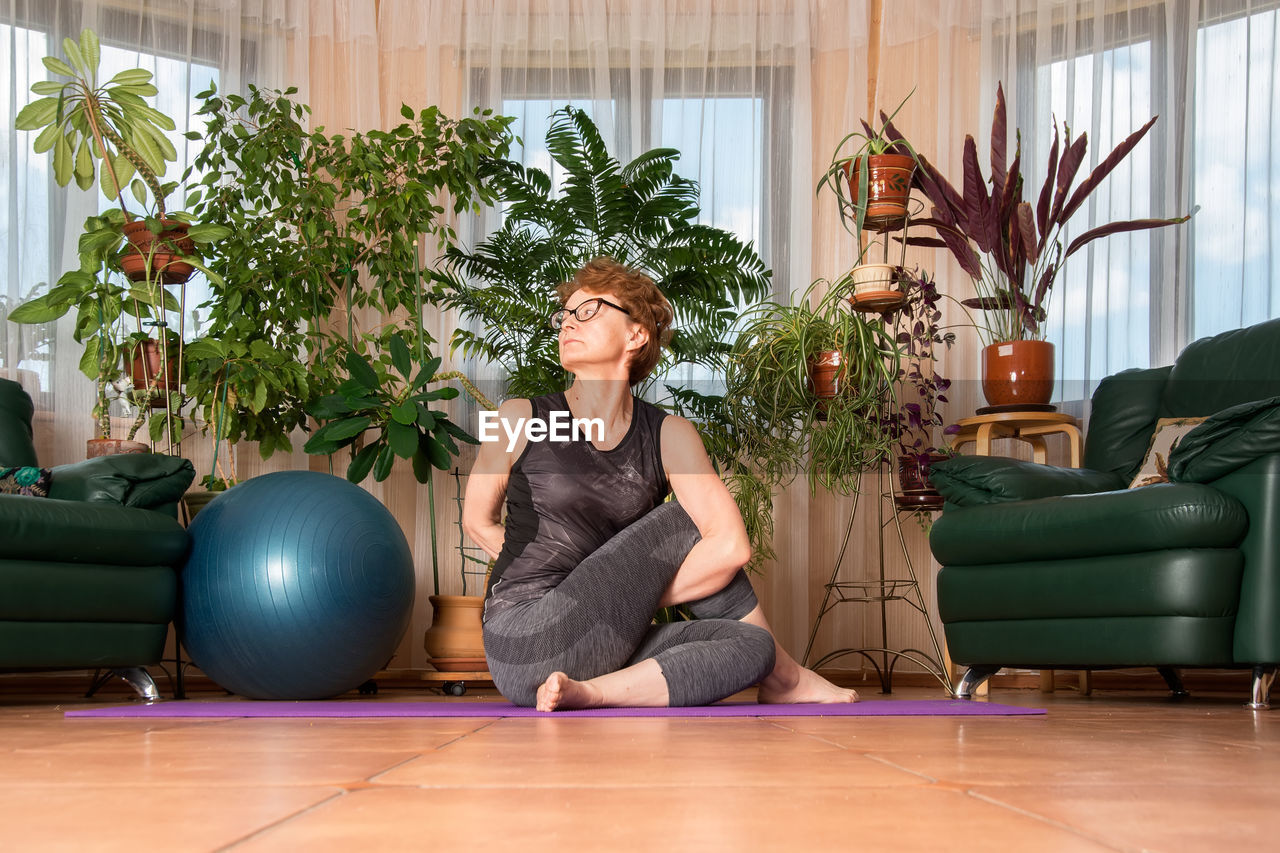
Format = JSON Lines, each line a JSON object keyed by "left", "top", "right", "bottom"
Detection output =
{"left": 549, "top": 297, "right": 631, "bottom": 330}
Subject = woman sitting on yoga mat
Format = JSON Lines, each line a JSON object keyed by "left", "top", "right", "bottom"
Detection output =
{"left": 463, "top": 257, "right": 858, "bottom": 711}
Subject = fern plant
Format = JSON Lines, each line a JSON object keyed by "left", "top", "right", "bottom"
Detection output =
{"left": 434, "top": 106, "right": 771, "bottom": 401}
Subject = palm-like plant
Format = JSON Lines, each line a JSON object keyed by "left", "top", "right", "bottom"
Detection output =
{"left": 434, "top": 106, "right": 771, "bottom": 402}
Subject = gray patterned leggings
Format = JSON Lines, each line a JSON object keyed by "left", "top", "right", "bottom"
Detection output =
{"left": 482, "top": 501, "right": 777, "bottom": 707}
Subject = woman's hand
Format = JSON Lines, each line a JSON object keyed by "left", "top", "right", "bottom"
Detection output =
{"left": 658, "top": 416, "right": 752, "bottom": 606}
{"left": 462, "top": 398, "right": 533, "bottom": 561}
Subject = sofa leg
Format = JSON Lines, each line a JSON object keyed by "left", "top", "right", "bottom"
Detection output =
{"left": 954, "top": 665, "right": 1001, "bottom": 700}
{"left": 1247, "top": 665, "right": 1275, "bottom": 710}
{"left": 1157, "top": 667, "right": 1190, "bottom": 699}
{"left": 112, "top": 667, "right": 161, "bottom": 703}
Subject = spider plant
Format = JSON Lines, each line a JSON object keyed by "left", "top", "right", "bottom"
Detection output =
{"left": 724, "top": 280, "right": 901, "bottom": 543}
{"left": 817, "top": 89, "right": 920, "bottom": 237}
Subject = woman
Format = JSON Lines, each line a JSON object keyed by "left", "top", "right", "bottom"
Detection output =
{"left": 463, "top": 257, "right": 858, "bottom": 711}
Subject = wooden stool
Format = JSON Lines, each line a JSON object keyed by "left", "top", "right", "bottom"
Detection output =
{"left": 949, "top": 411, "right": 1082, "bottom": 467}
{"left": 947, "top": 409, "right": 1087, "bottom": 695}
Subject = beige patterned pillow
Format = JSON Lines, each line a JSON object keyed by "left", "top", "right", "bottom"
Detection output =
{"left": 1128, "top": 417, "right": 1209, "bottom": 488}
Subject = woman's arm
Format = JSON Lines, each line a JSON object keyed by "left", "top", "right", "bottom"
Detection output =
{"left": 461, "top": 398, "right": 532, "bottom": 561}
{"left": 657, "top": 415, "right": 752, "bottom": 606}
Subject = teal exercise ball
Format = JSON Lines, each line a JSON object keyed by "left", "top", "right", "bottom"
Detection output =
{"left": 181, "top": 471, "right": 414, "bottom": 700}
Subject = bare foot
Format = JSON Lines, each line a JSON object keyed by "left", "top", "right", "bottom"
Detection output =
{"left": 536, "top": 671, "right": 604, "bottom": 712}
{"left": 758, "top": 666, "right": 859, "bottom": 704}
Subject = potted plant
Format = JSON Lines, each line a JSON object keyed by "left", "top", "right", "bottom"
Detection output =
{"left": 881, "top": 270, "right": 954, "bottom": 510}
{"left": 181, "top": 84, "right": 514, "bottom": 469}
{"left": 817, "top": 90, "right": 920, "bottom": 238}
{"left": 903, "top": 82, "right": 1194, "bottom": 407}
{"left": 12, "top": 30, "right": 225, "bottom": 455}
{"left": 303, "top": 332, "right": 498, "bottom": 673}
{"left": 723, "top": 279, "right": 901, "bottom": 553}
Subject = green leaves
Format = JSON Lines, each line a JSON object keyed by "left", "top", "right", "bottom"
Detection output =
{"left": 18, "top": 29, "right": 176, "bottom": 214}
{"left": 183, "top": 84, "right": 513, "bottom": 462}
{"left": 438, "top": 106, "right": 770, "bottom": 401}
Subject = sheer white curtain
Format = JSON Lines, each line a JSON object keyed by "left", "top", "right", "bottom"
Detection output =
{"left": 0, "top": 0, "right": 309, "bottom": 463}
{"left": 977, "top": 0, "right": 1280, "bottom": 405}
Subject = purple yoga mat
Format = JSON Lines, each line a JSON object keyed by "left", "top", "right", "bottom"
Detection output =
{"left": 66, "top": 699, "right": 1043, "bottom": 719}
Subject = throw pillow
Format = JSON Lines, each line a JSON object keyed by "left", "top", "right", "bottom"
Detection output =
{"left": 0, "top": 465, "right": 53, "bottom": 497}
{"left": 1128, "top": 417, "right": 1209, "bottom": 488}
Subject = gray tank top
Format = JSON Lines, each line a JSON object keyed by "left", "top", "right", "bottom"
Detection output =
{"left": 484, "top": 391, "right": 669, "bottom": 620}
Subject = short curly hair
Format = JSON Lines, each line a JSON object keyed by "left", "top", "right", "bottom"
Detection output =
{"left": 556, "top": 257, "right": 674, "bottom": 385}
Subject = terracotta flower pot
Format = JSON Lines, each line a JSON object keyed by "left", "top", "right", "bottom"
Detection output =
{"left": 86, "top": 438, "right": 150, "bottom": 458}
{"left": 121, "top": 219, "right": 195, "bottom": 284}
{"left": 130, "top": 339, "right": 182, "bottom": 408}
{"left": 423, "top": 595, "right": 487, "bottom": 672}
{"left": 808, "top": 349, "right": 844, "bottom": 400}
{"left": 845, "top": 153, "right": 916, "bottom": 231}
{"left": 981, "top": 340, "right": 1055, "bottom": 407}
{"left": 846, "top": 263, "right": 905, "bottom": 311}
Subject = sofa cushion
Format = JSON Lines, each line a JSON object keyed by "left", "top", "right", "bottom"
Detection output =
{"left": 0, "top": 494, "right": 190, "bottom": 566}
{"left": 930, "top": 455, "right": 1125, "bottom": 506}
{"left": 0, "top": 466, "right": 52, "bottom": 497}
{"left": 0, "top": 560, "right": 175, "bottom": 623}
{"left": 938, "top": 549, "right": 1242, "bottom": 623}
{"left": 929, "top": 482, "right": 1248, "bottom": 566}
{"left": 1161, "top": 316, "right": 1280, "bottom": 418}
{"left": 1128, "top": 417, "right": 1208, "bottom": 488}
{"left": 1082, "top": 365, "right": 1171, "bottom": 482}
{"left": 48, "top": 453, "right": 195, "bottom": 513}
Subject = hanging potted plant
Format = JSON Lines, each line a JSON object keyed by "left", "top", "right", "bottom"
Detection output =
{"left": 724, "top": 279, "right": 901, "bottom": 515}
{"left": 903, "top": 82, "right": 1194, "bottom": 408}
{"left": 13, "top": 29, "right": 225, "bottom": 455}
{"left": 818, "top": 90, "right": 920, "bottom": 237}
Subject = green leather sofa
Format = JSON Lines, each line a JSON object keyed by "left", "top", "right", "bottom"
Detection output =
{"left": 929, "top": 317, "right": 1280, "bottom": 709}
{"left": 0, "top": 378, "right": 193, "bottom": 700}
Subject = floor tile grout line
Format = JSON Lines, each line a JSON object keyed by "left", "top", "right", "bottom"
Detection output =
{"left": 966, "top": 789, "right": 1136, "bottom": 853}
{"left": 216, "top": 789, "right": 347, "bottom": 852}
{"left": 364, "top": 720, "right": 500, "bottom": 784}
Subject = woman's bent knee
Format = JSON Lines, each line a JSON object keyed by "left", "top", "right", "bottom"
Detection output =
{"left": 743, "top": 624, "right": 777, "bottom": 683}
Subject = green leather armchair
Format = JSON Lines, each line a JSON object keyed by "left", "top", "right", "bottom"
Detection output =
{"left": 0, "top": 378, "right": 193, "bottom": 700}
{"left": 929, "top": 318, "right": 1280, "bottom": 709}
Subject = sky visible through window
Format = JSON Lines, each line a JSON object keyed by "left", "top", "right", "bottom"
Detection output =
{"left": 1193, "top": 9, "right": 1280, "bottom": 339}
{"left": 1038, "top": 38, "right": 1153, "bottom": 396}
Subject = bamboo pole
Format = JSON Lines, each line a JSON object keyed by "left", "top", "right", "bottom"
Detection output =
{"left": 867, "top": 0, "right": 883, "bottom": 119}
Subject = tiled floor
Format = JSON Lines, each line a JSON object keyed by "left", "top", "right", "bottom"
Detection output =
{"left": 0, "top": 684, "right": 1274, "bottom": 852}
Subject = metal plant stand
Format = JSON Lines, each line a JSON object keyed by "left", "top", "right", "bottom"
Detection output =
{"left": 801, "top": 465, "right": 952, "bottom": 695}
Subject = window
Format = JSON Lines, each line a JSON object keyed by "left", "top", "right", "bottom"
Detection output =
{"left": 1015, "top": 1, "right": 1280, "bottom": 402}
{"left": 474, "top": 65, "right": 789, "bottom": 299}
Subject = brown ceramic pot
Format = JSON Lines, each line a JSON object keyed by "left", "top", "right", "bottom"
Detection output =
{"left": 981, "top": 340, "right": 1054, "bottom": 407}
{"left": 808, "top": 349, "right": 844, "bottom": 400}
{"left": 423, "top": 595, "right": 487, "bottom": 672}
{"left": 130, "top": 339, "right": 182, "bottom": 407}
{"left": 896, "top": 453, "right": 949, "bottom": 495}
{"left": 121, "top": 219, "right": 195, "bottom": 284}
{"left": 845, "top": 153, "right": 916, "bottom": 231}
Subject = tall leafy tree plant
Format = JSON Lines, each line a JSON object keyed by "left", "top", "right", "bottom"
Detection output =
{"left": 182, "top": 85, "right": 515, "bottom": 479}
